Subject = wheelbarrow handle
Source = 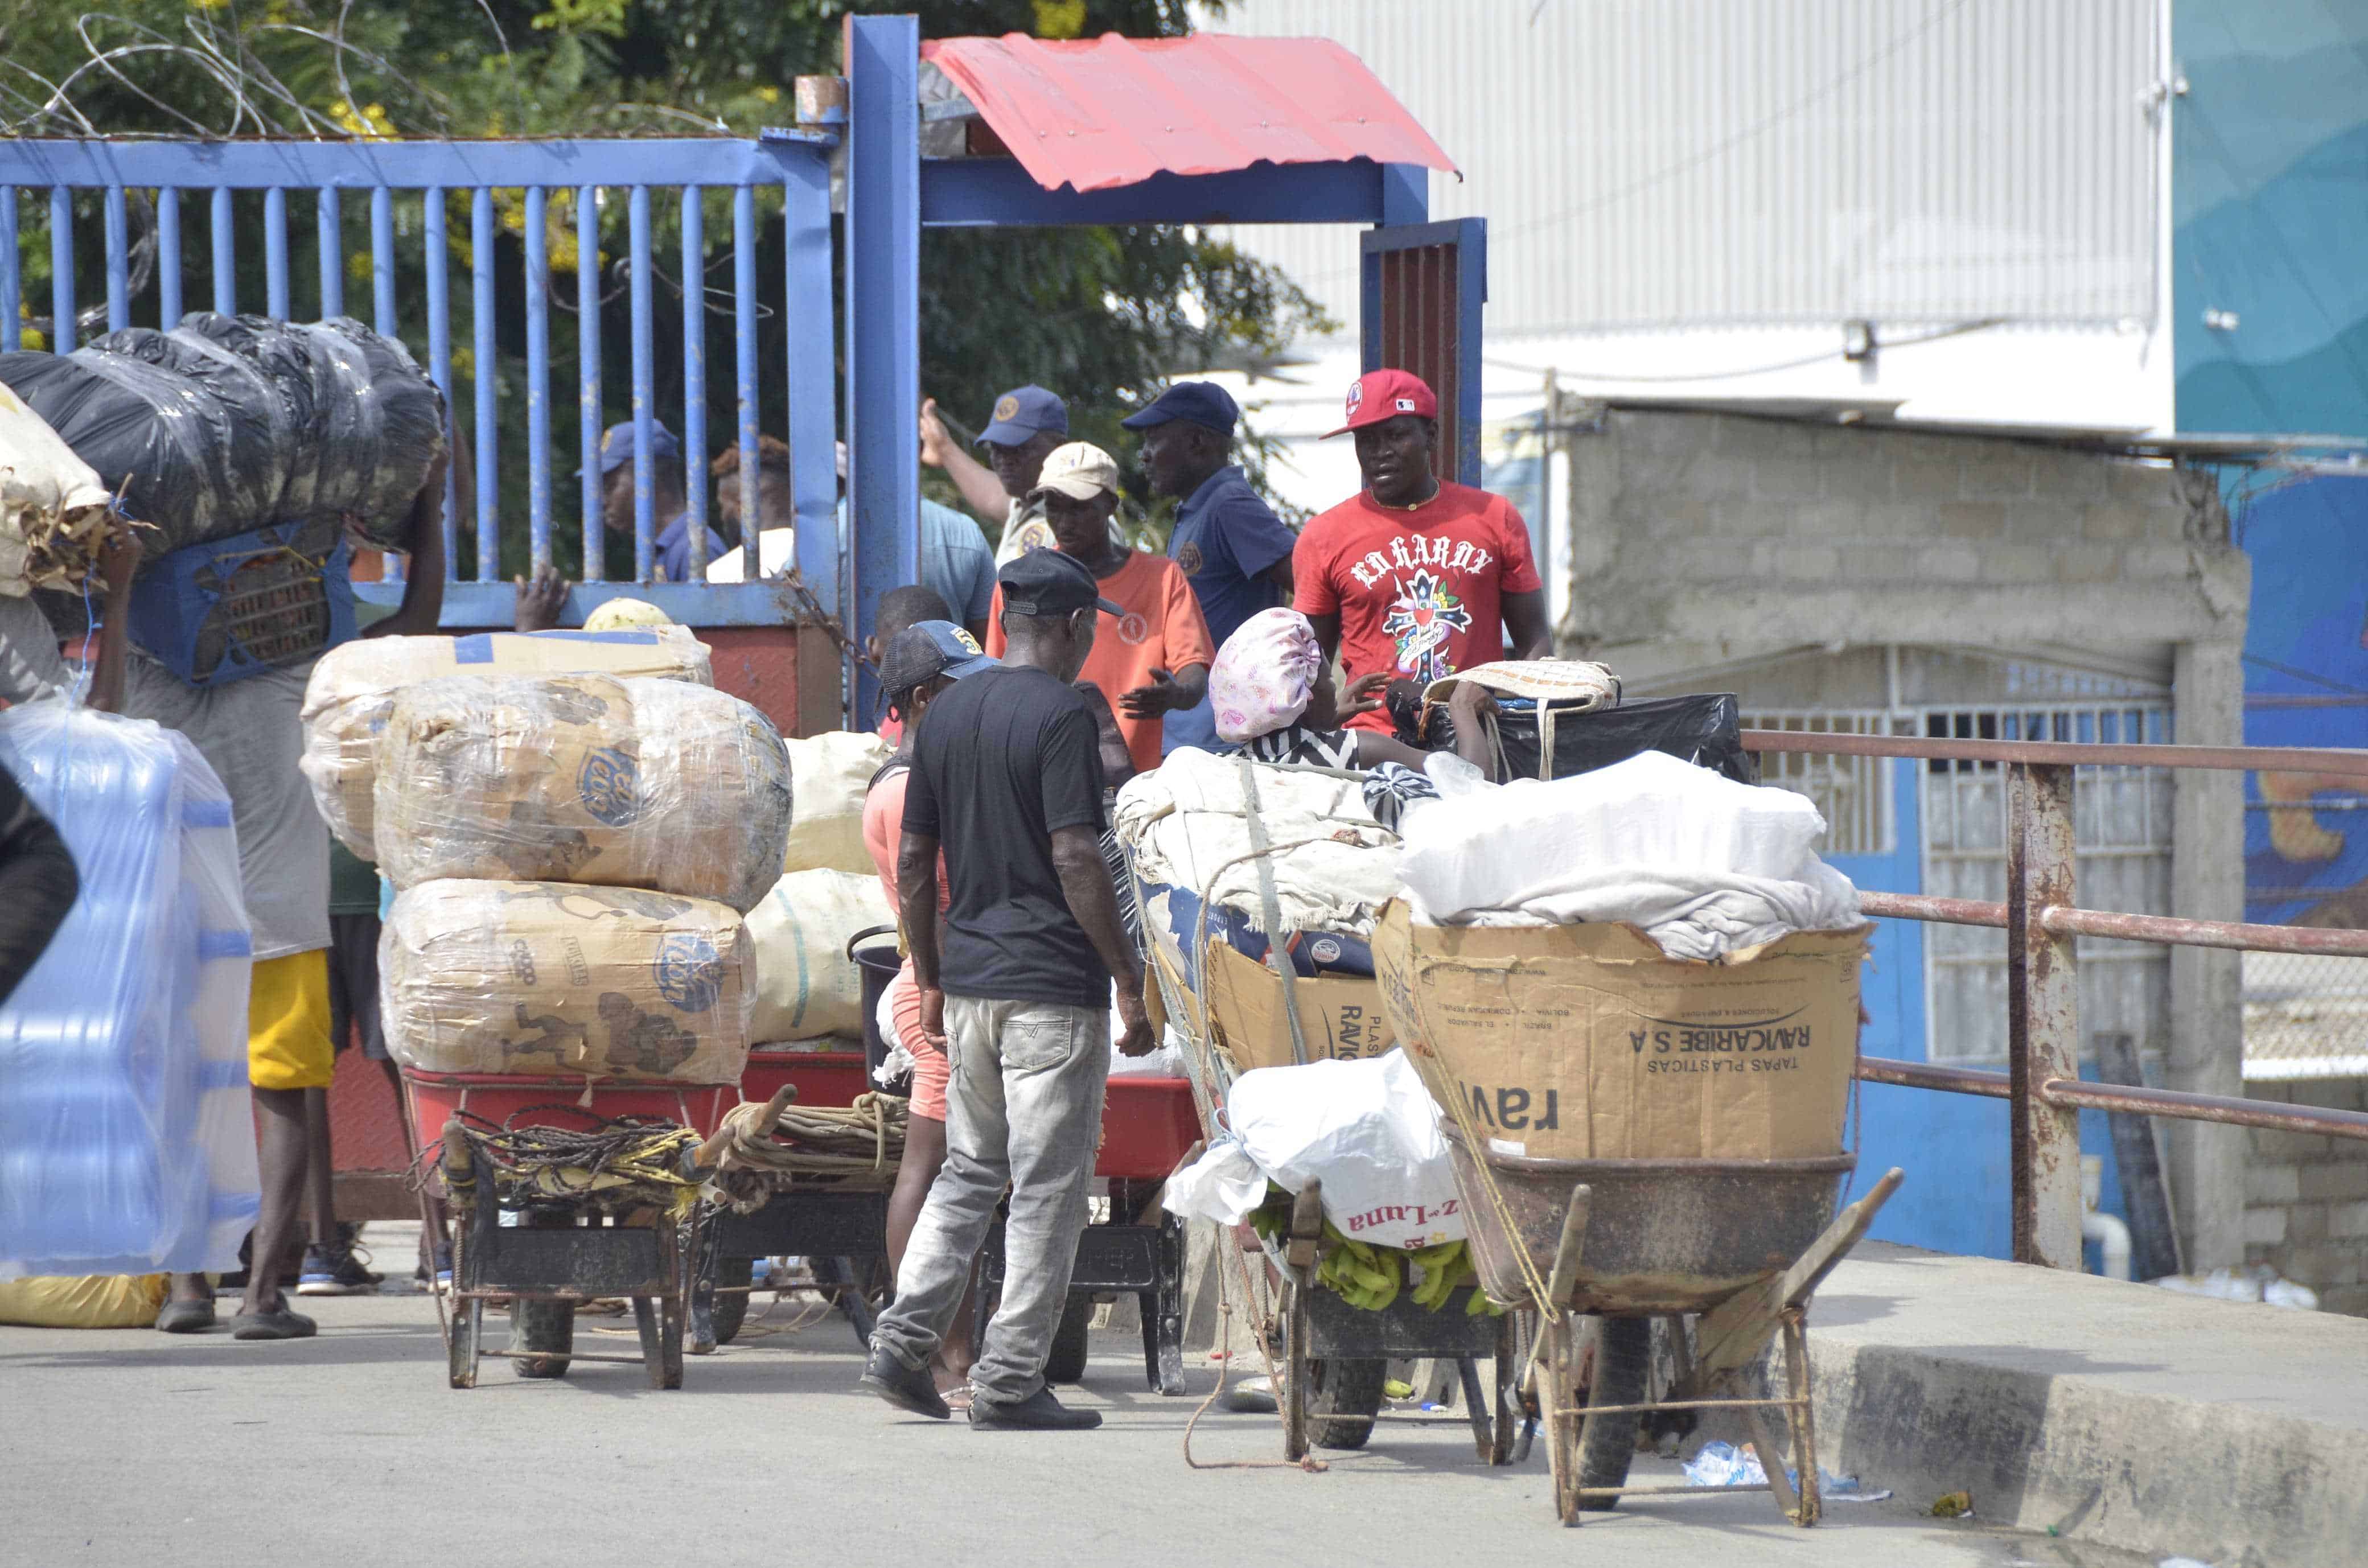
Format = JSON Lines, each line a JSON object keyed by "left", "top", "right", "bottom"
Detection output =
{"left": 845, "top": 924, "right": 899, "bottom": 965}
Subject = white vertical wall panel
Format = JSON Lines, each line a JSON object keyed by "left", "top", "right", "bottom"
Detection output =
{"left": 1207, "top": 0, "right": 2161, "bottom": 336}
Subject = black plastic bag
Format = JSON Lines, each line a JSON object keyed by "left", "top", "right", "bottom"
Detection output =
{"left": 2, "top": 313, "right": 443, "bottom": 558}
{"left": 1495, "top": 692, "right": 1758, "bottom": 786}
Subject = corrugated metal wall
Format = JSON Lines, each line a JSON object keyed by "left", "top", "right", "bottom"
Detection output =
{"left": 1211, "top": 0, "right": 2162, "bottom": 336}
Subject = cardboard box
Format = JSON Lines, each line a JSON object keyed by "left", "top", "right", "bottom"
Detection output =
{"left": 1372, "top": 902, "right": 1866, "bottom": 1162}
{"left": 1191, "top": 939, "right": 1396, "bottom": 1076}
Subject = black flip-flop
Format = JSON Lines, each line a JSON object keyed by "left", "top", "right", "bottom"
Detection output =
{"left": 229, "top": 1308, "right": 318, "bottom": 1341}
{"left": 154, "top": 1298, "right": 217, "bottom": 1335}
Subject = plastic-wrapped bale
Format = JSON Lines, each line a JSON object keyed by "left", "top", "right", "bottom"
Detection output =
{"left": 381, "top": 880, "right": 754, "bottom": 1084}
{"left": 0, "top": 344, "right": 269, "bottom": 552}
{"left": 299, "top": 626, "right": 713, "bottom": 859}
{"left": 0, "top": 701, "right": 259, "bottom": 1279}
{"left": 375, "top": 673, "right": 791, "bottom": 912}
{"left": 1, "top": 312, "right": 446, "bottom": 557}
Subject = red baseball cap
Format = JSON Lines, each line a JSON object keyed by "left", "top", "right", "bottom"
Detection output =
{"left": 1325, "top": 369, "right": 1439, "bottom": 438}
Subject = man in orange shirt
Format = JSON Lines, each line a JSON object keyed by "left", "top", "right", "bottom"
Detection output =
{"left": 985, "top": 442, "right": 1214, "bottom": 776}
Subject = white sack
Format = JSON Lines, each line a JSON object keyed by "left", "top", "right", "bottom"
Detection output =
{"left": 782, "top": 730, "right": 894, "bottom": 873}
{"left": 1113, "top": 746, "right": 1398, "bottom": 935}
{"left": 1224, "top": 1050, "right": 1465, "bottom": 1250}
{"left": 745, "top": 867, "right": 894, "bottom": 1042}
{"left": 1399, "top": 748, "right": 1860, "bottom": 959}
{"left": 1163, "top": 1139, "right": 1271, "bottom": 1229}
{"left": 0, "top": 381, "right": 115, "bottom": 595}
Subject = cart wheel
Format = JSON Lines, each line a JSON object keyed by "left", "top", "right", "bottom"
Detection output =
{"left": 1044, "top": 1294, "right": 1093, "bottom": 1385}
{"left": 510, "top": 1298, "right": 575, "bottom": 1379}
{"left": 1306, "top": 1357, "right": 1388, "bottom": 1451}
{"left": 1574, "top": 1316, "right": 1652, "bottom": 1507}
{"left": 709, "top": 1256, "right": 754, "bottom": 1347}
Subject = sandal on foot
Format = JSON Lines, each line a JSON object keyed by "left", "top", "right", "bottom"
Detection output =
{"left": 941, "top": 1382, "right": 975, "bottom": 1413}
{"left": 155, "top": 1298, "right": 217, "bottom": 1335}
{"left": 230, "top": 1308, "right": 317, "bottom": 1341}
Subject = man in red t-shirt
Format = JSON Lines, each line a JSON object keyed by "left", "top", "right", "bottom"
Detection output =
{"left": 1293, "top": 370, "right": 1552, "bottom": 732}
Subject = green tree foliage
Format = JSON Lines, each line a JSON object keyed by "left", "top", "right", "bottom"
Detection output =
{"left": 0, "top": 0, "right": 1329, "bottom": 577}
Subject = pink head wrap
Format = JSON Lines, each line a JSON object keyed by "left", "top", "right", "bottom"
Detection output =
{"left": 1210, "top": 607, "right": 1323, "bottom": 744}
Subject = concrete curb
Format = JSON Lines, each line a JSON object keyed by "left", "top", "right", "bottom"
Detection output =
{"left": 1807, "top": 1244, "right": 2368, "bottom": 1568}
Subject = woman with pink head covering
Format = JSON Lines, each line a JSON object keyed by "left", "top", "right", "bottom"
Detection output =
{"left": 1202, "top": 607, "right": 1493, "bottom": 772}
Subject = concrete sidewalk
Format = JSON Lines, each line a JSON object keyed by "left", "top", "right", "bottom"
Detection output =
{"left": 1810, "top": 1242, "right": 2368, "bottom": 1568}
{"left": 1, "top": 1266, "right": 2144, "bottom": 1568}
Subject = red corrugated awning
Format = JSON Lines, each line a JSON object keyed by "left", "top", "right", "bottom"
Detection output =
{"left": 920, "top": 32, "right": 1456, "bottom": 195}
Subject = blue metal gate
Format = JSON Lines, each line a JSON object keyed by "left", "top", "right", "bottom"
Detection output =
{"left": 0, "top": 136, "right": 838, "bottom": 631}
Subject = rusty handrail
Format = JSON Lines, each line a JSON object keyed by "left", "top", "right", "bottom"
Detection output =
{"left": 1741, "top": 727, "right": 2368, "bottom": 777}
{"left": 1855, "top": 1056, "right": 2368, "bottom": 1142}
{"left": 1857, "top": 890, "right": 2368, "bottom": 956}
{"left": 1735, "top": 728, "right": 2368, "bottom": 1269}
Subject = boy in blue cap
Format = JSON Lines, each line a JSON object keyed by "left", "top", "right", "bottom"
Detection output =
{"left": 919, "top": 384, "right": 1068, "bottom": 564}
{"left": 593, "top": 419, "right": 725, "bottom": 583}
{"left": 1123, "top": 380, "right": 1298, "bottom": 754}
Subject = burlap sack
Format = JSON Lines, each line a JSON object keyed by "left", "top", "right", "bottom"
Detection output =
{"left": 299, "top": 627, "right": 712, "bottom": 859}
{"left": 381, "top": 880, "right": 754, "bottom": 1084}
{"left": 375, "top": 673, "right": 792, "bottom": 912}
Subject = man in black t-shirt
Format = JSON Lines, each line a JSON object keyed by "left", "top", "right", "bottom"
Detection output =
{"left": 861, "top": 550, "right": 1156, "bottom": 1433}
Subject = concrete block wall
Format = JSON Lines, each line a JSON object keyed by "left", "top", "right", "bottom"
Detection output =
{"left": 1563, "top": 410, "right": 2242, "bottom": 657}
{"left": 2240, "top": 1077, "right": 2368, "bottom": 1316}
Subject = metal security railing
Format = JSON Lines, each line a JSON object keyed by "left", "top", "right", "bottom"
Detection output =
{"left": 0, "top": 137, "right": 837, "bottom": 626}
{"left": 1742, "top": 728, "right": 2368, "bottom": 1271}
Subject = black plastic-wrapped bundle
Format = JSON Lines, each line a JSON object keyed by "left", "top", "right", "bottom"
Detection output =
{"left": 299, "top": 319, "right": 445, "bottom": 548}
{"left": 0, "top": 314, "right": 445, "bottom": 557}
{"left": 0, "top": 346, "right": 265, "bottom": 551}
{"left": 1495, "top": 692, "right": 1758, "bottom": 786}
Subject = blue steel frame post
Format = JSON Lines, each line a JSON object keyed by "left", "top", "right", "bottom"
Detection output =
{"left": 845, "top": 13, "right": 921, "bottom": 725}
{"left": 780, "top": 140, "right": 838, "bottom": 607}
{"left": 679, "top": 187, "right": 709, "bottom": 579}
{"left": 524, "top": 185, "right": 552, "bottom": 575}
{"left": 1, "top": 187, "right": 19, "bottom": 351}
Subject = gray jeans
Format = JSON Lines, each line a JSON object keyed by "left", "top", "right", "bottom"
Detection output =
{"left": 870, "top": 995, "right": 1109, "bottom": 1405}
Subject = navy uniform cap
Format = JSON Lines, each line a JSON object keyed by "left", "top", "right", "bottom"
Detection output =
{"left": 976, "top": 384, "right": 1069, "bottom": 447}
{"left": 1120, "top": 381, "right": 1239, "bottom": 435}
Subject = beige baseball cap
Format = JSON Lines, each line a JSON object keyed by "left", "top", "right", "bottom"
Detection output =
{"left": 1027, "top": 441, "right": 1120, "bottom": 501}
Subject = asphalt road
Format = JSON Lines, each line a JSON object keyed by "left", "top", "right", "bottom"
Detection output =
{"left": 1, "top": 1271, "right": 2157, "bottom": 1568}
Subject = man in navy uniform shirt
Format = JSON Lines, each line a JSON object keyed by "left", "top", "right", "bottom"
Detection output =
{"left": 1123, "top": 380, "right": 1297, "bottom": 754}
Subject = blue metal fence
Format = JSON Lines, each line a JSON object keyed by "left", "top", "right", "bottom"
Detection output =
{"left": 0, "top": 136, "right": 839, "bottom": 630}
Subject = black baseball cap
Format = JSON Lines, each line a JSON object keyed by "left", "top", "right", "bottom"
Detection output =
{"left": 878, "top": 620, "right": 998, "bottom": 696}
{"left": 1000, "top": 548, "right": 1123, "bottom": 619}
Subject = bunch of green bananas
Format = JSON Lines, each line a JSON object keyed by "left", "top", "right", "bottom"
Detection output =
{"left": 1317, "top": 1232, "right": 1402, "bottom": 1312}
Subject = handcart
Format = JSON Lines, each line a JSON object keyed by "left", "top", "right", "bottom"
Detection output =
{"left": 969, "top": 1072, "right": 1202, "bottom": 1395}
{"left": 692, "top": 1048, "right": 901, "bottom": 1353}
{"left": 402, "top": 1070, "right": 749, "bottom": 1390}
{"left": 1439, "top": 1125, "right": 1904, "bottom": 1525}
{"left": 1136, "top": 894, "right": 1527, "bottom": 1464}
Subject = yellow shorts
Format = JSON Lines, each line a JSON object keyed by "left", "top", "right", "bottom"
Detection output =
{"left": 248, "top": 950, "right": 336, "bottom": 1092}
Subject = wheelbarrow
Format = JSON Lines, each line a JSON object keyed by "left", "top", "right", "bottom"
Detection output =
{"left": 1439, "top": 1124, "right": 1903, "bottom": 1526}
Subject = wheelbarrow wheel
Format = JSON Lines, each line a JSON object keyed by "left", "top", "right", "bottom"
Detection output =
{"left": 709, "top": 1256, "right": 753, "bottom": 1347}
{"left": 510, "top": 1298, "right": 575, "bottom": 1379}
{"left": 1306, "top": 1357, "right": 1388, "bottom": 1451}
{"left": 1043, "top": 1294, "right": 1094, "bottom": 1385}
{"left": 1574, "top": 1316, "right": 1652, "bottom": 1505}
